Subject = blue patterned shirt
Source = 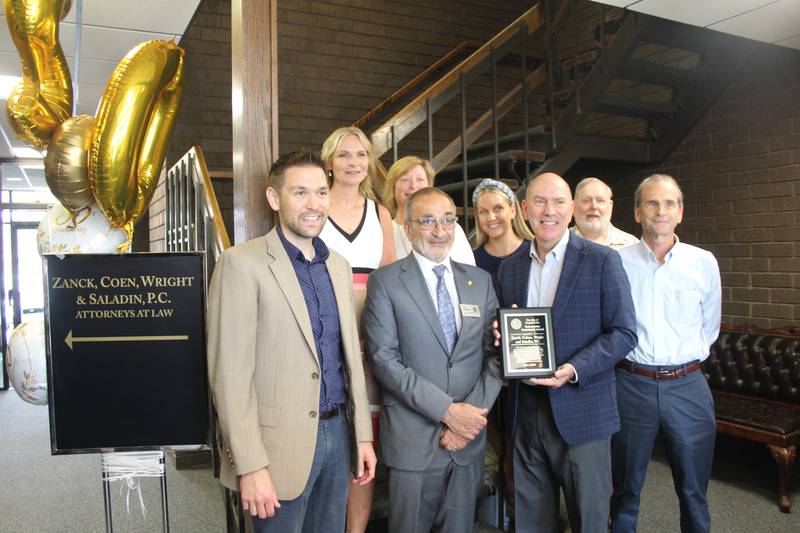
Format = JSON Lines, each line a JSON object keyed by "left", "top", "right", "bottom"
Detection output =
{"left": 277, "top": 227, "right": 346, "bottom": 412}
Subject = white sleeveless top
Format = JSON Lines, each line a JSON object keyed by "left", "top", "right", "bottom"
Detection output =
{"left": 320, "top": 198, "right": 383, "bottom": 282}
{"left": 320, "top": 198, "right": 384, "bottom": 408}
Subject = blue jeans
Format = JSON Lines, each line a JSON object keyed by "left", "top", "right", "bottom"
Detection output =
{"left": 611, "top": 364, "right": 716, "bottom": 533}
{"left": 251, "top": 414, "right": 351, "bottom": 533}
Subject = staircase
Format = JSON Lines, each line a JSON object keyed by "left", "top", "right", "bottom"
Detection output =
{"left": 357, "top": 0, "right": 757, "bottom": 228}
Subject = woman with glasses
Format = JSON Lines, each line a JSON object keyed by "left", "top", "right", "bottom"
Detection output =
{"left": 382, "top": 155, "right": 475, "bottom": 264}
{"left": 319, "top": 126, "right": 395, "bottom": 533}
{"left": 472, "top": 178, "right": 533, "bottom": 285}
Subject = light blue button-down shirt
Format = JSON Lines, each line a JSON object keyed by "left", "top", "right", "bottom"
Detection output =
{"left": 526, "top": 230, "right": 570, "bottom": 308}
{"left": 618, "top": 237, "right": 721, "bottom": 365}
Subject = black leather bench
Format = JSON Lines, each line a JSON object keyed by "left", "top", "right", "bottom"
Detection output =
{"left": 702, "top": 325, "right": 800, "bottom": 512}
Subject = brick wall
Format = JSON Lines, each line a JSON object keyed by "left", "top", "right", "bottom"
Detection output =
{"left": 148, "top": 2, "right": 800, "bottom": 327}
{"left": 166, "top": 0, "right": 232, "bottom": 171}
{"left": 568, "top": 45, "right": 800, "bottom": 328}
{"left": 276, "top": 0, "right": 536, "bottom": 155}
{"left": 151, "top": 0, "right": 538, "bottom": 251}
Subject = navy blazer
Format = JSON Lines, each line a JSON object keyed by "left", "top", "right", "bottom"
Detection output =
{"left": 496, "top": 235, "right": 637, "bottom": 446}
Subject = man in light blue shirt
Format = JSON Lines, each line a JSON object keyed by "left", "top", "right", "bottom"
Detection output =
{"left": 611, "top": 174, "right": 721, "bottom": 533}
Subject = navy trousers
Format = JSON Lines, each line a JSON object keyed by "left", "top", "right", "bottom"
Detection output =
{"left": 251, "top": 414, "right": 350, "bottom": 533}
{"left": 611, "top": 364, "right": 716, "bottom": 533}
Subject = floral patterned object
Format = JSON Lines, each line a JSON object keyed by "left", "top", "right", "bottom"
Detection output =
{"left": 6, "top": 318, "right": 48, "bottom": 406}
{"left": 37, "top": 202, "right": 130, "bottom": 256}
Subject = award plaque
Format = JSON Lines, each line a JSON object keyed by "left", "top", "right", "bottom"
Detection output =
{"left": 497, "top": 307, "right": 556, "bottom": 378}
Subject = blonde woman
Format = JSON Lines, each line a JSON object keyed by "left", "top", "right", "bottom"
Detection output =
{"left": 472, "top": 178, "right": 533, "bottom": 284}
{"left": 319, "top": 126, "right": 394, "bottom": 533}
{"left": 382, "top": 155, "right": 475, "bottom": 265}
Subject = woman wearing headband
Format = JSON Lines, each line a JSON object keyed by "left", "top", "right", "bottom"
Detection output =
{"left": 473, "top": 178, "right": 532, "bottom": 523}
{"left": 472, "top": 178, "right": 533, "bottom": 284}
{"left": 382, "top": 155, "right": 475, "bottom": 265}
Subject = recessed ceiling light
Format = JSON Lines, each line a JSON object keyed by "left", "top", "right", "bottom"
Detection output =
{"left": 6, "top": 177, "right": 23, "bottom": 182}
{"left": 0, "top": 75, "right": 21, "bottom": 99}
{"left": 12, "top": 147, "right": 44, "bottom": 159}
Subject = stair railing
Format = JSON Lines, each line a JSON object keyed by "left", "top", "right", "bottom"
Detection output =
{"left": 353, "top": 41, "right": 471, "bottom": 131}
{"left": 164, "top": 144, "right": 241, "bottom": 530}
{"left": 164, "top": 145, "right": 230, "bottom": 261}
{"left": 366, "top": 3, "right": 545, "bottom": 234}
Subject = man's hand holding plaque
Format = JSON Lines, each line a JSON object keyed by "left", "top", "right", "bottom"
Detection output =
{"left": 496, "top": 307, "right": 557, "bottom": 379}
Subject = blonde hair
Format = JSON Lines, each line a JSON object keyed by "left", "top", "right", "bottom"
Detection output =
{"left": 473, "top": 187, "right": 533, "bottom": 246}
{"left": 321, "top": 127, "right": 383, "bottom": 201}
{"left": 382, "top": 156, "right": 436, "bottom": 218}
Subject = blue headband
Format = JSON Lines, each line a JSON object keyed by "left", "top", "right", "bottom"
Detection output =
{"left": 472, "top": 178, "right": 516, "bottom": 207}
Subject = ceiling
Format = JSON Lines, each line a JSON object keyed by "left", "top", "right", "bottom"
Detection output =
{"left": 593, "top": 0, "right": 800, "bottom": 50}
{"left": 0, "top": 0, "right": 201, "bottom": 193}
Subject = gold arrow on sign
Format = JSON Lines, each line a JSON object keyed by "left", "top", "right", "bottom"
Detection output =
{"left": 64, "top": 329, "right": 189, "bottom": 350}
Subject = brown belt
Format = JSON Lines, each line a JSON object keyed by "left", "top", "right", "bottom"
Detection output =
{"left": 617, "top": 360, "right": 701, "bottom": 381}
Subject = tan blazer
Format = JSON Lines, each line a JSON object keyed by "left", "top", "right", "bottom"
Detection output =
{"left": 207, "top": 228, "right": 372, "bottom": 499}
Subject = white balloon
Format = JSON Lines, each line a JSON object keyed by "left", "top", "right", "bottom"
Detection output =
{"left": 37, "top": 202, "right": 130, "bottom": 255}
{"left": 6, "top": 318, "right": 48, "bottom": 406}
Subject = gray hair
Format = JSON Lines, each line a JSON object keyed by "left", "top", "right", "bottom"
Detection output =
{"left": 634, "top": 174, "right": 683, "bottom": 207}
{"left": 574, "top": 177, "right": 613, "bottom": 199}
{"left": 404, "top": 187, "right": 454, "bottom": 221}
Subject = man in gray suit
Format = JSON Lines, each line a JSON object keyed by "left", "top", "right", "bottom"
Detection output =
{"left": 364, "top": 187, "right": 502, "bottom": 533}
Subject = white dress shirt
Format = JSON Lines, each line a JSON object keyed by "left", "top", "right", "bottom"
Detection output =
{"left": 413, "top": 251, "right": 462, "bottom": 333}
{"left": 393, "top": 221, "right": 476, "bottom": 266}
{"left": 526, "top": 230, "right": 570, "bottom": 308}
{"left": 619, "top": 238, "right": 721, "bottom": 365}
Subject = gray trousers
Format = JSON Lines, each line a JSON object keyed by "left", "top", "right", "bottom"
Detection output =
{"left": 387, "top": 445, "right": 482, "bottom": 533}
{"left": 514, "top": 385, "right": 612, "bottom": 533}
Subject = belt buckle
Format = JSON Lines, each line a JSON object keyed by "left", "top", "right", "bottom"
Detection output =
{"left": 656, "top": 368, "right": 677, "bottom": 380}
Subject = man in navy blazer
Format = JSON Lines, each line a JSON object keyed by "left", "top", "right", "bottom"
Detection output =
{"left": 496, "top": 173, "right": 637, "bottom": 533}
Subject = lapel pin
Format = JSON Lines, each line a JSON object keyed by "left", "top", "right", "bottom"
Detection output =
{"left": 467, "top": 279, "right": 473, "bottom": 286}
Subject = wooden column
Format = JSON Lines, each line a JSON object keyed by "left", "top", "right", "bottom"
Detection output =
{"left": 231, "top": 0, "right": 279, "bottom": 243}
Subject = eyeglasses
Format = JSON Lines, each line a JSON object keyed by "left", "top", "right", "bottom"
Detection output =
{"left": 411, "top": 215, "right": 458, "bottom": 229}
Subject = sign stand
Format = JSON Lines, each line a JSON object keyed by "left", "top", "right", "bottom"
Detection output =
{"left": 43, "top": 253, "right": 208, "bottom": 532}
{"left": 100, "top": 451, "right": 170, "bottom": 533}
{"left": 160, "top": 456, "right": 170, "bottom": 533}
{"left": 102, "top": 474, "right": 113, "bottom": 532}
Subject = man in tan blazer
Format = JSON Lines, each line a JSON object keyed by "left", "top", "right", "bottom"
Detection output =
{"left": 207, "top": 149, "right": 375, "bottom": 533}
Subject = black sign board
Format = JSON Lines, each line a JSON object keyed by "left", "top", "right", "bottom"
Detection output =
{"left": 44, "top": 253, "right": 209, "bottom": 454}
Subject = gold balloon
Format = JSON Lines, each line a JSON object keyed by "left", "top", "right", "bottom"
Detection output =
{"left": 44, "top": 115, "right": 95, "bottom": 211}
{"left": 4, "top": 0, "right": 73, "bottom": 151}
{"left": 90, "top": 40, "right": 185, "bottom": 227}
{"left": 59, "top": 0, "right": 72, "bottom": 21}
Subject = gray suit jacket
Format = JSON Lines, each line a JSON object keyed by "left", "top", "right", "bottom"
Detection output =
{"left": 364, "top": 254, "right": 501, "bottom": 471}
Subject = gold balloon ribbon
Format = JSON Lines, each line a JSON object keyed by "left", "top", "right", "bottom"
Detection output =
{"left": 4, "top": 0, "right": 73, "bottom": 151}
{"left": 44, "top": 115, "right": 96, "bottom": 211}
{"left": 90, "top": 40, "right": 185, "bottom": 227}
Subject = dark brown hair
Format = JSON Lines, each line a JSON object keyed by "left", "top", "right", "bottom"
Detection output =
{"left": 268, "top": 149, "right": 325, "bottom": 191}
